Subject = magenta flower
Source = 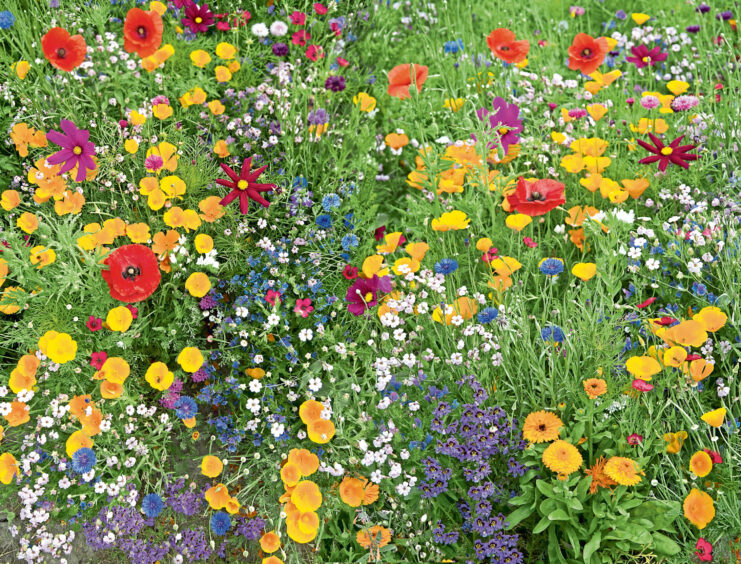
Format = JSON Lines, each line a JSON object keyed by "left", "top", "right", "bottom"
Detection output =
{"left": 627, "top": 433, "right": 643, "bottom": 445}
{"left": 637, "top": 133, "right": 698, "bottom": 172}
{"left": 90, "top": 351, "right": 108, "bottom": 370}
{"left": 625, "top": 44, "right": 667, "bottom": 68}
{"left": 632, "top": 379, "right": 653, "bottom": 392}
{"left": 46, "top": 119, "right": 96, "bottom": 182}
{"left": 217, "top": 156, "right": 275, "bottom": 214}
{"left": 346, "top": 275, "right": 391, "bottom": 316}
{"left": 265, "top": 289, "right": 281, "bottom": 306}
{"left": 294, "top": 298, "right": 314, "bottom": 318}
{"left": 182, "top": 1, "right": 214, "bottom": 34}
{"left": 475, "top": 97, "right": 522, "bottom": 154}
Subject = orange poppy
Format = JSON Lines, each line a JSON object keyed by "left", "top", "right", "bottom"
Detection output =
{"left": 287, "top": 448, "right": 319, "bottom": 476}
{"left": 567, "top": 33, "right": 608, "bottom": 75}
{"left": 123, "top": 9, "right": 164, "bottom": 58}
{"left": 486, "top": 28, "right": 529, "bottom": 64}
{"left": 41, "top": 27, "right": 87, "bottom": 72}
{"left": 683, "top": 488, "right": 715, "bottom": 529}
{"left": 260, "top": 531, "right": 281, "bottom": 553}
{"left": 299, "top": 400, "right": 325, "bottom": 424}
{"left": 339, "top": 477, "right": 365, "bottom": 507}
{"left": 387, "top": 63, "right": 428, "bottom": 99}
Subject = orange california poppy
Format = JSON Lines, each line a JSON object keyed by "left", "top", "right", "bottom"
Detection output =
{"left": 288, "top": 448, "right": 319, "bottom": 476}
{"left": 299, "top": 400, "right": 325, "bottom": 424}
{"left": 567, "top": 33, "right": 608, "bottom": 75}
{"left": 260, "top": 531, "right": 281, "bottom": 553}
{"left": 387, "top": 63, "right": 428, "bottom": 99}
{"left": 486, "top": 28, "right": 529, "bottom": 64}
{"left": 683, "top": 488, "right": 715, "bottom": 529}
{"left": 41, "top": 27, "right": 87, "bottom": 72}
{"left": 123, "top": 9, "right": 164, "bottom": 58}
{"left": 339, "top": 476, "right": 365, "bottom": 507}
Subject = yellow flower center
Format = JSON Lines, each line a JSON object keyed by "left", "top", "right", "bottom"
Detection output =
{"left": 642, "top": 56, "right": 649, "bottom": 63}
{"left": 498, "top": 127, "right": 508, "bottom": 135}
{"left": 195, "top": 17, "right": 203, "bottom": 23}
{"left": 237, "top": 180, "right": 248, "bottom": 190}
{"left": 73, "top": 146, "right": 82, "bottom": 155}
{"left": 660, "top": 147, "right": 673, "bottom": 156}
{"left": 364, "top": 292, "right": 373, "bottom": 302}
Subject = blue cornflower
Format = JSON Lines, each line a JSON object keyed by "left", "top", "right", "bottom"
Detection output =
{"left": 477, "top": 307, "right": 499, "bottom": 324}
{"left": 174, "top": 396, "right": 198, "bottom": 419}
{"left": 540, "top": 325, "right": 565, "bottom": 344}
{"left": 210, "top": 512, "right": 231, "bottom": 536}
{"left": 141, "top": 493, "right": 164, "bottom": 518}
{"left": 322, "top": 194, "right": 341, "bottom": 210}
{"left": 434, "top": 258, "right": 458, "bottom": 276}
{"left": 341, "top": 234, "right": 359, "bottom": 250}
{"left": 539, "top": 258, "right": 564, "bottom": 276}
{"left": 444, "top": 39, "right": 464, "bottom": 54}
{"left": 316, "top": 214, "right": 332, "bottom": 229}
{"left": 0, "top": 10, "right": 15, "bottom": 29}
{"left": 71, "top": 448, "right": 96, "bottom": 474}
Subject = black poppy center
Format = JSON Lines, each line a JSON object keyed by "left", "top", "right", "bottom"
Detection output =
{"left": 122, "top": 265, "right": 141, "bottom": 280}
{"left": 528, "top": 191, "right": 545, "bottom": 202}
{"left": 500, "top": 45, "right": 510, "bottom": 51}
{"left": 57, "top": 47, "right": 67, "bottom": 58}
{"left": 137, "top": 25, "right": 147, "bottom": 38}
{"left": 581, "top": 48, "right": 593, "bottom": 58}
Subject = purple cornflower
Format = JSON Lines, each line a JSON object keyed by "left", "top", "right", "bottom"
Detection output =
{"left": 476, "top": 97, "right": 522, "bottom": 153}
{"left": 686, "top": 25, "right": 701, "bottom": 33}
{"left": 272, "top": 42, "right": 289, "bottom": 56}
{"left": 716, "top": 10, "right": 733, "bottom": 21}
{"left": 696, "top": 3, "right": 710, "bottom": 13}
{"left": 46, "top": 119, "right": 96, "bottom": 182}
{"left": 625, "top": 44, "right": 668, "bottom": 68}
{"left": 182, "top": 2, "right": 214, "bottom": 33}
{"left": 325, "top": 75, "right": 346, "bottom": 92}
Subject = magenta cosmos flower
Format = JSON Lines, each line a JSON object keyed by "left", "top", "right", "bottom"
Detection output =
{"left": 625, "top": 44, "right": 667, "bottom": 68}
{"left": 637, "top": 133, "right": 698, "bottom": 172}
{"left": 217, "top": 156, "right": 275, "bottom": 214}
{"left": 46, "top": 119, "right": 96, "bottom": 182}
{"left": 346, "top": 275, "right": 391, "bottom": 316}
{"left": 182, "top": 1, "right": 214, "bottom": 33}
{"left": 475, "top": 97, "right": 522, "bottom": 154}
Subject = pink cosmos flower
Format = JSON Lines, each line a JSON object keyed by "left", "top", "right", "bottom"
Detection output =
{"left": 46, "top": 119, "right": 97, "bottom": 182}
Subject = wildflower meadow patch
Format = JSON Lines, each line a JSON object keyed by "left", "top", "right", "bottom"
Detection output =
{"left": 0, "top": 0, "right": 740, "bottom": 563}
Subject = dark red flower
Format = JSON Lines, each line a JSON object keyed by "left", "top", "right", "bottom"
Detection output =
{"left": 86, "top": 316, "right": 103, "bottom": 332}
{"left": 217, "top": 157, "right": 275, "bottom": 215}
{"left": 695, "top": 538, "right": 712, "bottom": 562}
{"left": 637, "top": 133, "right": 698, "bottom": 172}
{"left": 686, "top": 353, "right": 703, "bottom": 361}
{"left": 343, "top": 265, "right": 359, "bottom": 280}
{"left": 101, "top": 244, "right": 161, "bottom": 303}
{"left": 265, "top": 289, "right": 281, "bottom": 306}
{"left": 702, "top": 449, "right": 723, "bottom": 464}
{"left": 506, "top": 177, "right": 565, "bottom": 217}
{"left": 90, "top": 351, "right": 108, "bottom": 370}
{"left": 655, "top": 316, "right": 677, "bottom": 326}
{"left": 126, "top": 304, "right": 139, "bottom": 319}
{"left": 41, "top": 27, "right": 86, "bottom": 72}
{"left": 374, "top": 226, "right": 386, "bottom": 241}
{"left": 627, "top": 433, "right": 643, "bottom": 445}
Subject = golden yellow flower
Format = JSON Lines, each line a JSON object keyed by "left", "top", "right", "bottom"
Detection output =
{"left": 522, "top": 411, "right": 563, "bottom": 443}
{"left": 604, "top": 456, "right": 641, "bottom": 486}
{"left": 542, "top": 440, "right": 582, "bottom": 475}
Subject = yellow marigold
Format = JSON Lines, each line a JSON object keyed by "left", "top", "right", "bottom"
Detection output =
{"left": 542, "top": 440, "right": 582, "bottom": 475}
{"left": 430, "top": 210, "right": 470, "bottom": 232}
{"left": 215, "top": 42, "right": 237, "bottom": 60}
{"left": 603, "top": 456, "right": 641, "bottom": 486}
{"left": 190, "top": 49, "right": 211, "bottom": 67}
{"left": 522, "top": 411, "right": 563, "bottom": 443}
{"left": 582, "top": 378, "right": 607, "bottom": 399}
{"left": 201, "top": 455, "right": 223, "bottom": 478}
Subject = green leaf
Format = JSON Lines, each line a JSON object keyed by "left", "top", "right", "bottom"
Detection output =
{"left": 652, "top": 532, "right": 681, "bottom": 556}
{"left": 565, "top": 496, "right": 583, "bottom": 511}
{"left": 533, "top": 516, "right": 551, "bottom": 534}
{"left": 548, "top": 509, "right": 570, "bottom": 521}
{"left": 631, "top": 500, "right": 681, "bottom": 531}
{"left": 536, "top": 479, "right": 555, "bottom": 498}
{"left": 506, "top": 506, "right": 534, "bottom": 530}
{"left": 547, "top": 527, "right": 567, "bottom": 564}
{"left": 540, "top": 498, "right": 558, "bottom": 516}
{"left": 583, "top": 532, "right": 601, "bottom": 563}
{"left": 509, "top": 494, "right": 531, "bottom": 507}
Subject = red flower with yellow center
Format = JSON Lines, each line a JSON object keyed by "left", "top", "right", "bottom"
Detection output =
{"left": 637, "top": 133, "right": 698, "bottom": 172}
{"left": 217, "top": 157, "right": 276, "bottom": 214}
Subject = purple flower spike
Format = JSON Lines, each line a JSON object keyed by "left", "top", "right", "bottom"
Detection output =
{"left": 46, "top": 119, "right": 96, "bottom": 182}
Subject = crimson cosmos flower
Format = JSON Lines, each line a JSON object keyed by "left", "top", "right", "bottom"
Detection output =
{"left": 101, "top": 244, "right": 161, "bottom": 302}
{"left": 217, "top": 157, "right": 276, "bottom": 214}
{"left": 625, "top": 44, "right": 667, "bottom": 68}
{"left": 181, "top": 1, "right": 214, "bottom": 34}
{"left": 637, "top": 133, "right": 698, "bottom": 172}
{"left": 506, "top": 177, "right": 565, "bottom": 217}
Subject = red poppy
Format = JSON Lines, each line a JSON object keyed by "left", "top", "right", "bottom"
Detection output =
{"left": 506, "top": 177, "right": 565, "bottom": 217}
{"left": 41, "top": 27, "right": 87, "bottom": 72}
{"left": 567, "top": 33, "right": 608, "bottom": 75}
{"left": 387, "top": 63, "right": 428, "bottom": 99}
{"left": 486, "top": 28, "right": 529, "bottom": 64}
{"left": 101, "top": 244, "right": 161, "bottom": 303}
{"left": 342, "top": 265, "right": 358, "bottom": 280}
{"left": 702, "top": 449, "right": 723, "bottom": 464}
{"left": 123, "top": 8, "right": 163, "bottom": 58}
